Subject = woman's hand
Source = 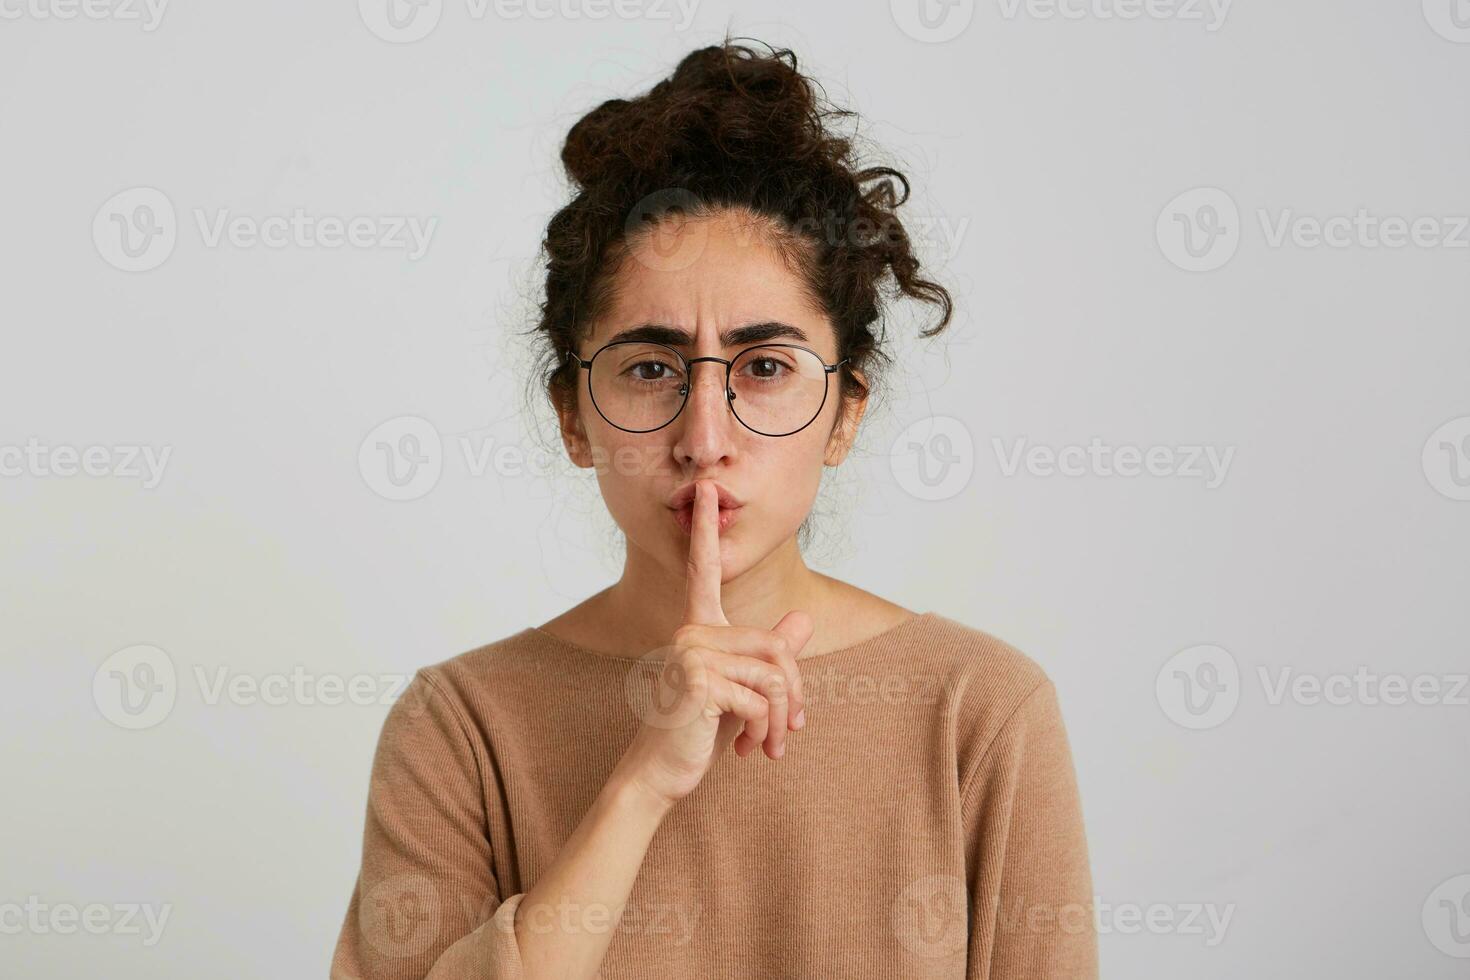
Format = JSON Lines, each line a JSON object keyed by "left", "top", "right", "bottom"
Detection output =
{"left": 615, "top": 479, "right": 814, "bottom": 809}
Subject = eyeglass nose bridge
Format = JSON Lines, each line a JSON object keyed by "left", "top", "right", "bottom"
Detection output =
{"left": 679, "top": 355, "right": 737, "bottom": 403}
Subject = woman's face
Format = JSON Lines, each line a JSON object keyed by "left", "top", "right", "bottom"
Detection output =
{"left": 558, "top": 208, "right": 867, "bottom": 579}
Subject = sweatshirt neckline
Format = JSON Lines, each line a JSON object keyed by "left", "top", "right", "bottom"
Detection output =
{"left": 527, "top": 610, "right": 937, "bottom": 665}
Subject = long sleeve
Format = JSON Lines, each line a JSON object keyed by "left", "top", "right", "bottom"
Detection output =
{"left": 330, "top": 669, "right": 526, "bottom": 980}
{"left": 961, "top": 679, "right": 1097, "bottom": 979}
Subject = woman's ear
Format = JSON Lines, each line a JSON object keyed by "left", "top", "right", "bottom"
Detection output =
{"left": 823, "top": 372, "right": 868, "bottom": 466}
{"left": 555, "top": 387, "right": 595, "bottom": 469}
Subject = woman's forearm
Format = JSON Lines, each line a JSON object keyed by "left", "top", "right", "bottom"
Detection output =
{"left": 513, "top": 765, "right": 674, "bottom": 980}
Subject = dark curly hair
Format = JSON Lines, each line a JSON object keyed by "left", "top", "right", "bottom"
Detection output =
{"left": 525, "top": 37, "right": 954, "bottom": 433}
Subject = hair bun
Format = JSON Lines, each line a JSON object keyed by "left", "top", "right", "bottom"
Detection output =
{"left": 560, "top": 43, "right": 837, "bottom": 190}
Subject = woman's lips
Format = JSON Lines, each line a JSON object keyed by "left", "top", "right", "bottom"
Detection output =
{"left": 672, "top": 503, "right": 742, "bottom": 535}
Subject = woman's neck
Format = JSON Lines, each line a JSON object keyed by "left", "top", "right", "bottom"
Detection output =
{"left": 586, "top": 536, "right": 837, "bottom": 658}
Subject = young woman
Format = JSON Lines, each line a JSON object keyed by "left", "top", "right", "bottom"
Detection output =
{"left": 331, "top": 39, "right": 1096, "bottom": 980}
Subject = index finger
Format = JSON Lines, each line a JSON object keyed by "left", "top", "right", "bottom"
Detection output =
{"left": 682, "top": 480, "right": 728, "bottom": 626}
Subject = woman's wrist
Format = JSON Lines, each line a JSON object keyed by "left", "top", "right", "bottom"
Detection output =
{"left": 604, "top": 764, "right": 678, "bottom": 825}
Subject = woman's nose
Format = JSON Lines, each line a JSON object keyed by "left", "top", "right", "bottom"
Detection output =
{"left": 673, "top": 360, "right": 738, "bottom": 463}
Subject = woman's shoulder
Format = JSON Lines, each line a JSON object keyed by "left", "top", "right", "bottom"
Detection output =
{"left": 407, "top": 625, "right": 577, "bottom": 708}
{"left": 904, "top": 612, "right": 1065, "bottom": 760}
{"left": 908, "top": 611, "right": 1053, "bottom": 691}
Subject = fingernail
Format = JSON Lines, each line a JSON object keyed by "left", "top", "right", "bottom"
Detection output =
{"left": 775, "top": 742, "right": 786, "bottom": 758}
{"left": 793, "top": 708, "right": 806, "bottom": 729}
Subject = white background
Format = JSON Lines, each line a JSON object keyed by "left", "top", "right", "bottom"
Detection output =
{"left": 2, "top": 0, "right": 1468, "bottom": 976}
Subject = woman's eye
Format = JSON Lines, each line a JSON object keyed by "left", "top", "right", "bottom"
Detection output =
{"left": 630, "top": 361, "right": 671, "bottom": 381}
{"left": 748, "top": 358, "right": 787, "bottom": 378}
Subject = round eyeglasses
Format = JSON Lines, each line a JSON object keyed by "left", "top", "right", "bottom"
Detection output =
{"left": 569, "top": 340, "right": 850, "bottom": 437}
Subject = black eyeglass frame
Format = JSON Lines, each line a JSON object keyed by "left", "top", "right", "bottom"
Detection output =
{"left": 568, "top": 340, "right": 851, "bottom": 437}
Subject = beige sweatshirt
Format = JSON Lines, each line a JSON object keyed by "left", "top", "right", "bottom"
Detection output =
{"left": 330, "top": 611, "right": 1097, "bottom": 979}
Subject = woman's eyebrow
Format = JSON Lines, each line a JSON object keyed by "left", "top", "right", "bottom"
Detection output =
{"left": 606, "top": 321, "right": 810, "bottom": 348}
